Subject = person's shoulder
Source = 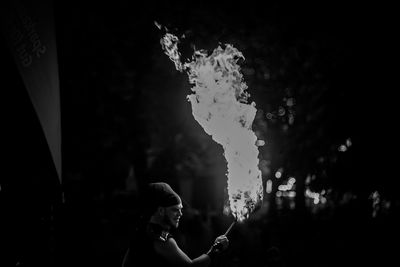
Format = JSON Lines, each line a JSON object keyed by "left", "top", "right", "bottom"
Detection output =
{"left": 154, "top": 235, "right": 179, "bottom": 254}
{"left": 147, "top": 223, "right": 173, "bottom": 242}
{"left": 159, "top": 230, "right": 172, "bottom": 241}
{"left": 152, "top": 229, "right": 172, "bottom": 242}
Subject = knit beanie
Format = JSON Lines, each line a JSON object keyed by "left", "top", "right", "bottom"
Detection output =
{"left": 145, "top": 182, "right": 182, "bottom": 213}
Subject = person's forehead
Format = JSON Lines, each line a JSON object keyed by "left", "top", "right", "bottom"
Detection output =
{"left": 167, "top": 203, "right": 183, "bottom": 209}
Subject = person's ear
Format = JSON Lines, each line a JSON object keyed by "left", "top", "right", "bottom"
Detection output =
{"left": 157, "top": 207, "right": 165, "bottom": 216}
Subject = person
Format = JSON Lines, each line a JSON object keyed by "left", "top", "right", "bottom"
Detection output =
{"left": 122, "top": 182, "right": 229, "bottom": 267}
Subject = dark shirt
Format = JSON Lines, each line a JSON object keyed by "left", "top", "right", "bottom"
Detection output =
{"left": 122, "top": 222, "right": 174, "bottom": 267}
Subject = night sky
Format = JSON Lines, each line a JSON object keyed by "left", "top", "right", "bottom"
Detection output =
{"left": 1, "top": 1, "right": 398, "bottom": 267}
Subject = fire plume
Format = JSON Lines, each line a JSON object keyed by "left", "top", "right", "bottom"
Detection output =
{"left": 160, "top": 31, "right": 263, "bottom": 222}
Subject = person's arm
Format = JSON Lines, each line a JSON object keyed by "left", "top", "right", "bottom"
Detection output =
{"left": 154, "top": 237, "right": 211, "bottom": 267}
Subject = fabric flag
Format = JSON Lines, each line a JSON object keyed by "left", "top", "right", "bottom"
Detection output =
{"left": 1, "top": 0, "right": 62, "bottom": 182}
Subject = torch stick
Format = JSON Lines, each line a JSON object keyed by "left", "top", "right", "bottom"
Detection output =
{"left": 224, "top": 221, "right": 236, "bottom": 236}
{"left": 212, "top": 220, "right": 236, "bottom": 252}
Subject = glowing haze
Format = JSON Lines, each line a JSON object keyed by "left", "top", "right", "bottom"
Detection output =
{"left": 160, "top": 29, "right": 263, "bottom": 222}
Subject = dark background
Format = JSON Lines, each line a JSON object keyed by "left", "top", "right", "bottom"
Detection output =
{"left": 1, "top": 1, "right": 398, "bottom": 266}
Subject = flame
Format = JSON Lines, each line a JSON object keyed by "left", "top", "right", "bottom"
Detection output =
{"left": 160, "top": 33, "right": 184, "bottom": 72}
{"left": 160, "top": 31, "right": 263, "bottom": 222}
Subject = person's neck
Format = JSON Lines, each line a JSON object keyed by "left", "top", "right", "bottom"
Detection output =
{"left": 149, "top": 216, "right": 170, "bottom": 231}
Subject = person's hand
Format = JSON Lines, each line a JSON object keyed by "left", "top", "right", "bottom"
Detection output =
{"left": 206, "top": 235, "right": 229, "bottom": 259}
{"left": 214, "top": 235, "right": 229, "bottom": 251}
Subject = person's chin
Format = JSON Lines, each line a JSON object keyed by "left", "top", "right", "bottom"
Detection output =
{"left": 172, "top": 220, "right": 180, "bottom": 228}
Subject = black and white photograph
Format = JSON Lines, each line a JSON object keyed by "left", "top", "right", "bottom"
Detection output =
{"left": 1, "top": 1, "right": 398, "bottom": 266}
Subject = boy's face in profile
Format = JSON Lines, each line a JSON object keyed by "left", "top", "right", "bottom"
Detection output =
{"left": 162, "top": 203, "right": 183, "bottom": 228}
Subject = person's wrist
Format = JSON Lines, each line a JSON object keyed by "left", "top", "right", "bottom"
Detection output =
{"left": 206, "top": 242, "right": 222, "bottom": 259}
{"left": 206, "top": 249, "right": 215, "bottom": 260}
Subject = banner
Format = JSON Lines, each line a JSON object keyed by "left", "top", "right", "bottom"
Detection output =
{"left": 1, "top": 0, "right": 62, "bottom": 182}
